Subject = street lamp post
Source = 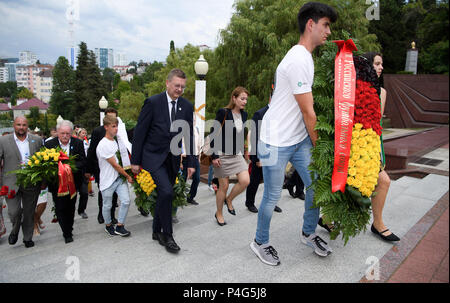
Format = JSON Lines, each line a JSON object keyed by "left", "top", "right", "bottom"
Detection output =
{"left": 99, "top": 96, "right": 108, "bottom": 125}
{"left": 194, "top": 54, "right": 208, "bottom": 145}
{"left": 56, "top": 115, "right": 64, "bottom": 127}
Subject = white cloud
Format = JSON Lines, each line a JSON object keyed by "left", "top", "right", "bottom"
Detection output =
{"left": 0, "top": 0, "right": 235, "bottom": 64}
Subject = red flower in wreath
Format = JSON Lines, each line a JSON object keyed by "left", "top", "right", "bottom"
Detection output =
{"left": 354, "top": 80, "right": 382, "bottom": 135}
{"left": 0, "top": 185, "right": 8, "bottom": 196}
{"left": 7, "top": 190, "right": 16, "bottom": 199}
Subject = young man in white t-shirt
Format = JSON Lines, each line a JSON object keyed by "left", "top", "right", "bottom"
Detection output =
{"left": 96, "top": 115, "right": 134, "bottom": 237}
{"left": 251, "top": 2, "right": 337, "bottom": 265}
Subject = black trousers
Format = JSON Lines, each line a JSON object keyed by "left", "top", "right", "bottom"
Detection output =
{"left": 286, "top": 170, "right": 304, "bottom": 194}
{"left": 77, "top": 179, "right": 89, "bottom": 214}
{"left": 245, "top": 161, "right": 263, "bottom": 207}
{"left": 52, "top": 192, "right": 76, "bottom": 239}
{"left": 151, "top": 154, "right": 177, "bottom": 235}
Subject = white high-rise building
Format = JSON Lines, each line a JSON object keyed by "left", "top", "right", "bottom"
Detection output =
{"left": 19, "top": 51, "right": 38, "bottom": 65}
{"left": 94, "top": 48, "right": 114, "bottom": 69}
{"left": 66, "top": 46, "right": 78, "bottom": 69}
{"left": 0, "top": 67, "right": 8, "bottom": 83}
{"left": 114, "top": 52, "right": 127, "bottom": 66}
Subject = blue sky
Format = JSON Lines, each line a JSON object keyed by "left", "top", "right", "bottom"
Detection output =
{"left": 0, "top": 0, "right": 235, "bottom": 65}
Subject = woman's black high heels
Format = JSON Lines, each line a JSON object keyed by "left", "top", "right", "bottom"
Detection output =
{"left": 224, "top": 199, "right": 236, "bottom": 216}
{"left": 215, "top": 213, "right": 226, "bottom": 226}
{"left": 318, "top": 217, "right": 334, "bottom": 233}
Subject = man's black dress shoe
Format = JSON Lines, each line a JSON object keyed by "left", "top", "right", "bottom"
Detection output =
{"left": 187, "top": 199, "right": 199, "bottom": 205}
{"left": 247, "top": 205, "right": 258, "bottom": 213}
{"left": 371, "top": 224, "right": 400, "bottom": 242}
{"left": 224, "top": 199, "right": 236, "bottom": 215}
{"left": 296, "top": 191, "right": 305, "bottom": 200}
{"left": 64, "top": 236, "right": 74, "bottom": 244}
{"left": 97, "top": 213, "right": 105, "bottom": 224}
{"left": 287, "top": 185, "right": 296, "bottom": 198}
{"left": 274, "top": 206, "right": 282, "bottom": 213}
{"left": 162, "top": 234, "right": 180, "bottom": 253}
{"left": 23, "top": 240, "right": 34, "bottom": 248}
{"left": 138, "top": 207, "right": 149, "bottom": 217}
{"left": 78, "top": 212, "right": 88, "bottom": 219}
{"left": 8, "top": 233, "right": 18, "bottom": 245}
{"left": 152, "top": 232, "right": 165, "bottom": 246}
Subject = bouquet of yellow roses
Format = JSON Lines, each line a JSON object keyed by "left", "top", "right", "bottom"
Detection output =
{"left": 10, "top": 147, "right": 77, "bottom": 189}
{"left": 132, "top": 169, "right": 188, "bottom": 217}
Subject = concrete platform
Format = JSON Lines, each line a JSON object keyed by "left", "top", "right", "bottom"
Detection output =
{"left": 0, "top": 171, "right": 448, "bottom": 283}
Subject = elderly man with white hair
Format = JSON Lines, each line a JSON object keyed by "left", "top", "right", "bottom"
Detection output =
{"left": 45, "top": 120, "right": 87, "bottom": 243}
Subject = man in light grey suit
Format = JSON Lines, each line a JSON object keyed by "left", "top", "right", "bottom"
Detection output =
{"left": 0, "top": 117, "right": 43, "bottom": 248}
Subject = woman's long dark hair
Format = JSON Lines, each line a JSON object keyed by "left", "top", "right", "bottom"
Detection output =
{"left": 362, "top": 52, "right": 384, "bottom": 90}
{"left": 354, "top": 52, "right": 382, "bottom": 95}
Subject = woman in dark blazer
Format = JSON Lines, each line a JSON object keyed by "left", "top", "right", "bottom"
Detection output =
{"left": 211, "top": 87, "right": 250, "bottom": 226}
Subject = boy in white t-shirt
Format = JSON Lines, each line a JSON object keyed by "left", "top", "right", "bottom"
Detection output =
{"left": 251, "top": 2, "right": 337, "bottom": 265}
{"left": 96, "top": 115, "right": 133, "bottom": 237}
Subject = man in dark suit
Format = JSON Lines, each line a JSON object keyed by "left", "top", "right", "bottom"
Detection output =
{"left": 245, "top": 105, "right": 282, "bottom": 213}
{"left": 131, "top": 68, "right": 195, "bottom": 254}
{"left": 45, "top": 120, "right": 87, "bottom": 243}
{"left": 0, "top": 117, "right": 43, "bottom": 248}
{"left": 86, "top": 108, "right": 120, "bottom": 224}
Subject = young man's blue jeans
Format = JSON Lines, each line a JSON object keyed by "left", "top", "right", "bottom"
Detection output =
{"left": 255, "top": 136, "right": 318, "bottom": 245}
{"left": 101, "top": 177, "right": 131, "bottom": 225}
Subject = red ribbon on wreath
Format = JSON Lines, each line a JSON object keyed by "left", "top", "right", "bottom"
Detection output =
{"left": 57, "top": 151, "right": 76, "bottom": 199}
{"left": 331, "top": 39, "right": 357, "bottom": 193}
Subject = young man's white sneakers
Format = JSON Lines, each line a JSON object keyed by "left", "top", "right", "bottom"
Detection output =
{"left": 301, "top": 232, "right": 333, "bottom": 257}
{"left": 250, "top": 241, "right": 281, "bottom": 266}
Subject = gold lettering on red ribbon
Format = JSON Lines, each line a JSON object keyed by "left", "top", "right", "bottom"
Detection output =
{"left": 57, "top": 151, "right": 76, "bottom": 199}
{"left": 332, "top": 39, "right": 357, "bottom": 193}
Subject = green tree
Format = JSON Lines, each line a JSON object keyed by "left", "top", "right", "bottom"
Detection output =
{"left": 113, "top": 80, "right": 131, "bottom": 100}
{"left": 102, "top": 67, "right": 117, "bottom": 92}
{"left": 0, "top": 111, "right": 13, "bottom": 128}
{"left": 26, "top": 106, "right": 41, "bottom": 129}
{"left": 128, "top": 61, "right": 137, "bottom": 74}
{"left": 145, "top": 43, "right": 201, "bottom": 104}
{"left": 416, "top": 1, "right": 449, "bottom": 73}
{"left": 129, "top": 75, "right": 143, "bottom": 93}
{"left": 141, "top": 61, "right": 164, "bottom": 86}
{"left": 113, "top": 73, "right": 121, "bottom": 90}
{"left": 49, "top": 56, "right": 75, "bottom": 121}
{"left": 73, "top": 42, "right": 108, "bottom": 132}
{"left": 0, "top": 81, "right": 17, "bottom": 98}
{"left": 368, "top": 0, "right": 409, "bottom": 73}
{"left": 17, "top": 87, "right": 34, "bottom": 99}
{"left": 117, "top": 91, "right": 146, "bottom": 128}
{"left": 170, "top": 40, "right": 175, "bottom": 53}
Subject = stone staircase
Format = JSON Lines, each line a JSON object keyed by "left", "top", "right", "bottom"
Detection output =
{"left": 0, "top": 173, "right": 448, "bottom": 283}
